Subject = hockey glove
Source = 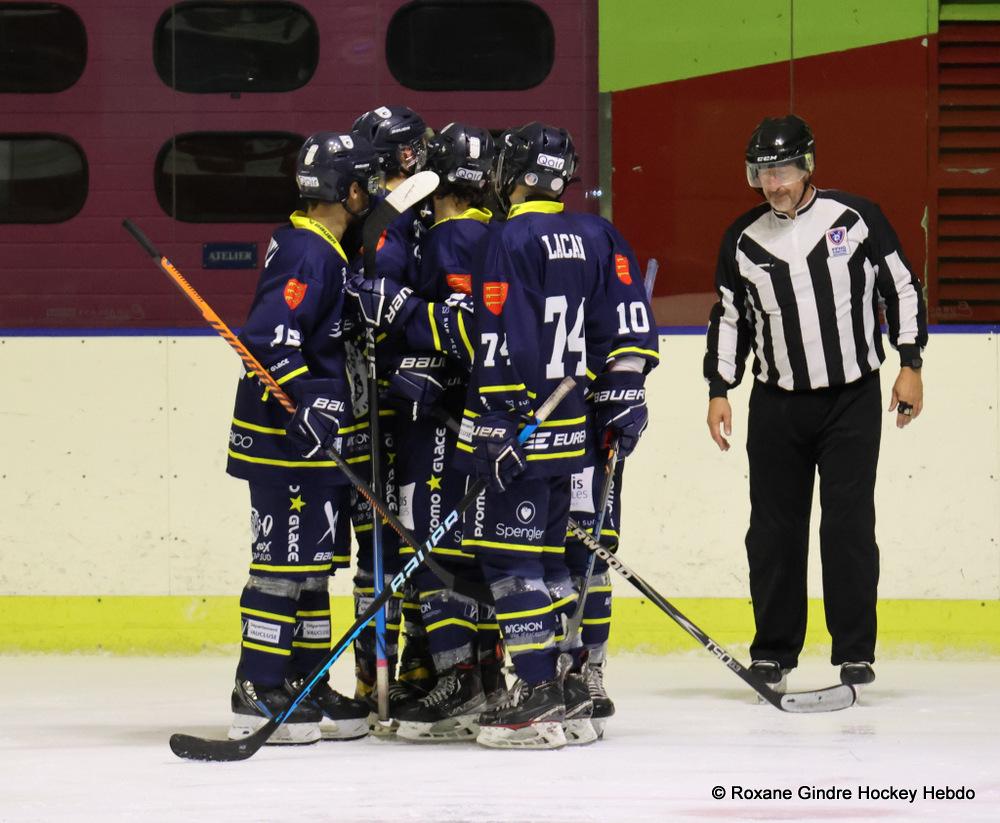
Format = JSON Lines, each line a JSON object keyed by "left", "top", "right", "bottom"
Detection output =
{"left": 386, "top": 356, "right": 447, "bottom": 420}
{"left": 345, "top": 273, "right": 417, "bottom": 333}
{"left": 471, "top": 413, "right": 527, "bottom": 493}
{"left": 589, "top": 370, "right": 648, "bottom": 458}
{"left": 286, "top": 394, "right": 347, "bottom": 458}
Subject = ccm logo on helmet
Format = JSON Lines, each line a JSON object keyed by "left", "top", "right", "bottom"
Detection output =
{"left": 536, "top": 153, "right": 566, "bottom": 170}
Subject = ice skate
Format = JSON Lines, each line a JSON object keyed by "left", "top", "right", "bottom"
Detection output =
{"left": 285, "top": 677, "right": 369, "bottom": 740}
{"left": 562, "top": 670, "right": 597, "bottom": 745}
{"left": 840, "top": 662, "right": 875, "bottom": 694}
{"left": 584, "top": 661, "right": 615, "bottom": 739}
{"left": 228, "top": 678, "right": 321, "bottom": 745}
{"left": 750, "top": 660, "right": 789, "bottom": 702}
{"left": 396, "top": 663, "right": 486, "bottom": 742}
{"left": 476, "top": 678, "right": 567, "bottom": 750}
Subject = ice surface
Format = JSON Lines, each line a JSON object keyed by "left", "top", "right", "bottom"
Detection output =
{"left": 1, "top": 654, "right": 998, "bottom": 822}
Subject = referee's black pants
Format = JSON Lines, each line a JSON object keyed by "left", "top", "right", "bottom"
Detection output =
{"left": 745, "top": 371, "right": 881, "bottom": 669}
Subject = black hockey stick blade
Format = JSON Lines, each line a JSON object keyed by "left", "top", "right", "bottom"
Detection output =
{"left": 169, "top": 723, "right": 275, "bottom": 762}
{"left": 565, "top": 518, "right": 858, "bottom": 713}
{"left": 362, "top": 170, "right": 439, "bottom": 276}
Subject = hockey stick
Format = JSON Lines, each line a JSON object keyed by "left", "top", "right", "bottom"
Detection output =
{"left": 564, "top": 520, "right": 857, "bottom": 712}
{"left": 562, "top": 257, "right": 657, "bottom": 643}
{"left": 360, "top": 171, "right": 439, "bottom": 719}
{"left": 562, "top": 436, "right": 620, "bottom": 646}
{"left": 167, "top": 378, "right": 574, "bottom": 760}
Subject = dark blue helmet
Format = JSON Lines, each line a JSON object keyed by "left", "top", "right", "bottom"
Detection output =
{"left": 495, "top": 122, "right": 577, "bottom": 210}
{"left": 351, "top": 105, "right": 428, "bottom": 176}
{"left": 426, "top": 122, "right": 495, "bottom": 192}
{"left": 295, "top": 132, "right": 381, "bottom": 205}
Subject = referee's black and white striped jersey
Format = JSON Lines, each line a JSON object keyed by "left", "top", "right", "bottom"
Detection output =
{"left": 704, "top": 188, "right": 927, "bottom": 396}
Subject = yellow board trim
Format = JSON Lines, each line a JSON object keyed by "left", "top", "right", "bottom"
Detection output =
{"left": 3, "top": 597, "right": 999, "bottom": 656}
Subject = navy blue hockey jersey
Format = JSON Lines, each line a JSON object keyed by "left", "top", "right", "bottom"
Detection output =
{"left": 456, "top": 201, "right": 659, "bottom": 476}
{"left": 226, "top": 212, "right": 366, "bottom": 484}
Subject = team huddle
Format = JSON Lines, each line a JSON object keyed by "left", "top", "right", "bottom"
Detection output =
{"left": 224, "top": 105, "right": 659, "bottom": 751}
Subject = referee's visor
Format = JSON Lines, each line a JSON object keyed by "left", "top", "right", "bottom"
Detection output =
{"left": 746, "top": 152, "right": 814, "bottom": 188}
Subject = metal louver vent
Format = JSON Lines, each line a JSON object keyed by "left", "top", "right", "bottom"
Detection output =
{"left": 934, "top": 19, "right": 1000, "bottom": 321}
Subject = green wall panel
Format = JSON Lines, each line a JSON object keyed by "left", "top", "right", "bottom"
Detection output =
{"left": 600, "top": 0, "right": 933, "bottom": 91}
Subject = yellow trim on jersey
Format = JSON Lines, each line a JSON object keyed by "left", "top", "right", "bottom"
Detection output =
{"left": 587, "top": 586, "right": 613, "bottom": 594}
{"left": 462, "top": 539, "right": 563, "bottom": 555}
{"left": 276, "top": 365, "right": 309, "bottom": 385}
{"left": 430, "top": 207, "right": 492, "bottom": 230}
{"left": 526, "top": 448, "right": 586, "bottom": 461}
{"left": 456, "top": 309, "right": 474, "bottom": 361}
{"left": 400, "top": 545, "right": 474, "bottom": 559}
{"left": 295, "top": 609, "right": 331, "bottom": 617}
{"left": 551, "top": 594, "right": 577, "bottom": 612}
{"left": 249, "top": 562, "right": 333, "bottom": 573}
{"left": 586, "top": 368, "right": 597, "bottom": 381}
{"left": 508, "top": 201, "right": 564, "bottom": 219}
{"left": 463, "top": 408, "right": 480, "bottom": 418}
{"left": 228, "top": 450, "right": 369, "bottom": 468}
{"left": 607, "top": 346, "right": 660, "bottom": 361}
{"left": 241, "top": 641, "right": 291, "bottom": 656}
{"left": 477, "top": 622, "right": 500, "bottom": 630}
{"left": 426, "top": 617, "right": 478, "bottom": 633}
{"left": 456, "top": 441, "right": 474, "bottom": 453}
{"left": 539, "top": 416, "right": 586, "bottom": 427}
{"left": 507, "top": 639, "right": 554, "bottom": 653}
{"left": 480, "top": 383, "right": 526, "bottom": 394}
{"left": 582, "top": 617, "right": 612, "bottom": 626}
{"left": 240, "top": 607, "right": 296, "bottom": 624}
{"left": 232, "top": 418, "right": 286, "bottom": 435}
{"left": 292, "top": 640, "right": 331, "bottom": 649}
{"left": 338, "top": 421, "right": 369, "bottom": 434}
{"left": 497, "top": 603, "right": 553, "bottom": 620}
{"left": 290, "top": 211, "right": 349, "bottom": 262}
{"left": 428, "top": 303, "right": 442, "bottom": 351}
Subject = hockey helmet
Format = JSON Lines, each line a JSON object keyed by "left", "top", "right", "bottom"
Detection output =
{"left": 745, "top": 115, "right": 815, "bottom": 188}
{"left": 426, "top": 123, "right": 495, "bottom": 192}
{"left": 295, "top": 132, "right": 381, "bottom": 206}
{"left": 495, "top": 122, "right": 577, "bottom": 210}
{"left": 351, "top": 105, "right": 429, "bottom": 176}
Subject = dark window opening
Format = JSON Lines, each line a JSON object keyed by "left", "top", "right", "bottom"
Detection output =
{"left": 0, "top": 3, "right": 87, "bottom": 93}
{"left": 156, "top": 132, "right": 303, "bottom": 223}
{"left": 387, "top": 1, "right": 554, "bottom": 91}
{"left": 154, "top": 1, "right": 318, "bottom": 93}
{"left": 0, "top": 134, "right": 87, "bottom": 222}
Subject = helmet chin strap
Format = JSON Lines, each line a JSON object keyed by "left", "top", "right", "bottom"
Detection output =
{"left": 342, "top": 195, "right": 370, "bottom": 220}
{"left": 794, "top": 176, "right": 814, "bottom": 210}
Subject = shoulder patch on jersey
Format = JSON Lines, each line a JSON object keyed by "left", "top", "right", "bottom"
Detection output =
{"left": 614, "top": 254, "right": 632, "bottom": 285}
{"left": 446, "top": 273, "right": 472, "bottom": 295}
{"left": 483, "top": 281, "right": 509, "bottom": 315}
{"left": 283, "top": 278, "right": 308, "bottom": 310}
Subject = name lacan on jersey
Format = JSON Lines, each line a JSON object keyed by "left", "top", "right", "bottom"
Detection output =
{"left": 455, "top": 202, "right": 659, "bottom": 477}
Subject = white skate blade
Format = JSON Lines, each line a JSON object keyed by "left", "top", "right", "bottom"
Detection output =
{"left": 477, "top": 721, "right": 567, "bottom": 750}
{"left": 591, "top": 717, "right": 608, "bottom": 739}
{"left": 228, "top": 713, "right": 320, "bottom": 745}
{"left": 397, "top": 715, "right": 480, "bottom": 743}
{"left": 320, "top": 717, "right": 369, "bottom": 741}
{"left": 564, "top": 718, "right": 598, "bottom": 746}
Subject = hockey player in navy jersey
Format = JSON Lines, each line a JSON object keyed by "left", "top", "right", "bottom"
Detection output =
{"left": 564, "top": 233, "right": 658, "bottom": 738}
{"left": 223, "top": 132, "right": 379, "bottom": 744}
{"left": 347, "top": 123, "right": 503, "bottom": 740}
{"left": 456, "top": 123, "right": 660, "bottom": 749}
{"left": 345, "top": 105, "right": 433, "bottom": 719}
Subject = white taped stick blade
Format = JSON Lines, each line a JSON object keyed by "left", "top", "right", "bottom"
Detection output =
{"left": 385, "top": 170, "right": 440, "bottom": 213}
{"left": 779, "top": 684, "right": 857, "bottom": 713}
